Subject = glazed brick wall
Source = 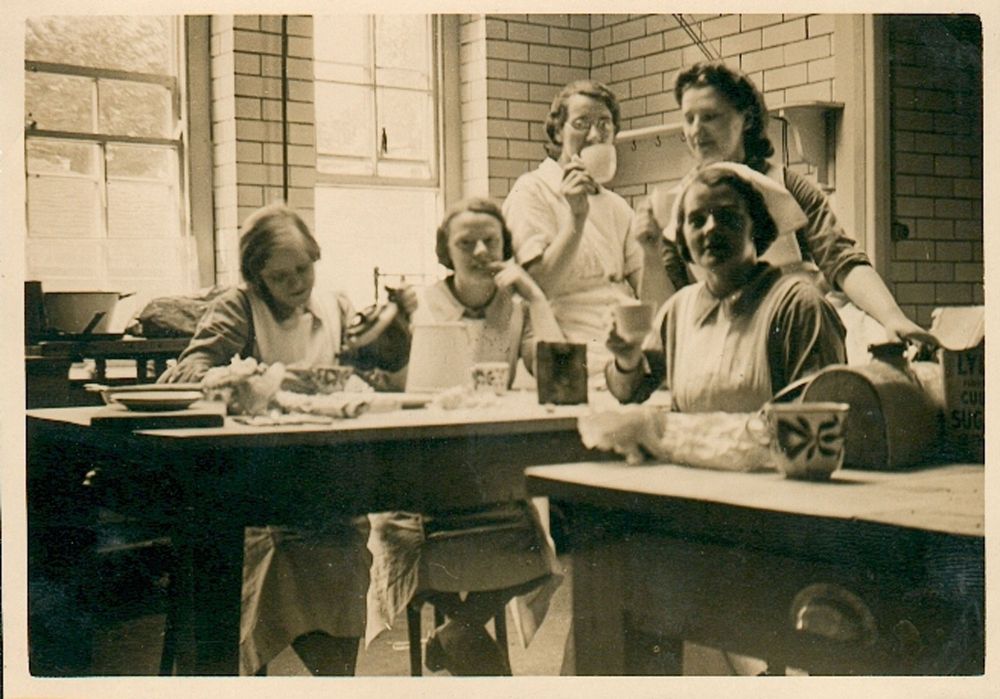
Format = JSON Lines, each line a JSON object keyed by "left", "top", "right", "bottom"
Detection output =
{"left": 460, "top": 16, "right": 490, "bottom": 197}
{"left": 481, "top": 14, "right": 592, "bottom": 198}
{"left": 887, "top": 16, "right": 983, "bottom": 327}
{"left": 481, "top": 13, "right": 835, "bottom": 199}
{"left": 211, "top": 14, "right": 316, "bottom": 285}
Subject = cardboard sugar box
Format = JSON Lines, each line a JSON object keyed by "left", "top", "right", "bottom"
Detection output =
{"left": 930, "top": 306, "right": 985, "bottom": 463}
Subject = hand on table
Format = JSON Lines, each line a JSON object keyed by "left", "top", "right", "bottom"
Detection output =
{"left": 883, "top": 316, "right": 939, "bottom": 352}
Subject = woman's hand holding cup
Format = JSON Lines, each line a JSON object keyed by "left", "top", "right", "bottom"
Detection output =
{"left": 561, "top": 156, "right": 598, "bottom": 224}
{"left": 607, "top": 301, "right": 653, "bottom": 371}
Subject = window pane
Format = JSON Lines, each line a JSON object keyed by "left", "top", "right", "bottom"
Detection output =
{"left": 26, "top": 139, "right": 98, "bottom": 176}
{"left": 25, "top": 72, "right": 95, "bottom": 132}
{"left": 315, "top": 82, "right": 374, "bottom": 158}
{"left": 376, "top": 16, "right": 429, "bottom": 73}
{"left": 26, "top": 239, "right": 105, "bottom": 288}
{"left": 313, "top": 15, "right": 371, "bottom": 84}
{"left": 26, "top": 16, "right": 175, "bottom": 75}
{"left": 99, "top": 80, "right": 173, "bottom": 138}
{"left": 377, "top": 88, "right": 433, "bottom": 178}
{"left": 106, "top": 238, "right": 190, "bottom": 291}
{"left": 314, "top": 186, "right": 441, "bottom": 307}
{"left": 107, "top": 181, "right": 178, "bottom": 238}
{"left": 27, "top": 177, "right": 102, "bottom": 238}
{"left": 106, "top": 144, "right": 172, "bottom": 180}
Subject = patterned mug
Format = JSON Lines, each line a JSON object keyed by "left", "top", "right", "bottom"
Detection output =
{"left": 765, "top": 402, "right": 850, "bottom": 480}
{"left": 470, "top": 361, "right": 510, "bottom": 395}
{"left": 311, "top": 365, "right": 353, "bottom": 394}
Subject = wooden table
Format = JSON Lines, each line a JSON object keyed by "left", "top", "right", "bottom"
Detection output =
{"left": 26, "top": 336, "right": 191, "bottom": 408}
{"left": 26, "top": 393, "right": 620, "bottom": 675}
{"left": 526, "top": 460, "right": 984, "bottom": 675}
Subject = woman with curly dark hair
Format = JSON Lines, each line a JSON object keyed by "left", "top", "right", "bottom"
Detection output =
{"left": 637, "top": 61, "right": 936, "bottom": 350}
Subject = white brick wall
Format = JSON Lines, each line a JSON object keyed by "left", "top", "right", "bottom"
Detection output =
{"left": 887, "top": 15, "right": 983, "bottom": 324}
{"left": 479, "top": 13, "right": 836, "bottom": 198}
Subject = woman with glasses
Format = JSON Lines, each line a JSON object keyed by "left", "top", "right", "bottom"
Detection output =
{"left": 502, "top": 80, "right": 662, "bottom": 375}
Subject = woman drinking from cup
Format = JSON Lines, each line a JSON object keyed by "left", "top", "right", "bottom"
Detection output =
{"left": 160, "top": 203, "right": 416, "bottom": 676}
{"left": 638, "top": 61, "right": 936, "bottom": 349}
{"left": 607, "top": 163, "right": 846, "bottom": 411}
{"left": 502, "top": 80, "right": 662, "bottom": 375}
{"left": 367, "top": 198, "right": 564, "bottom": 676}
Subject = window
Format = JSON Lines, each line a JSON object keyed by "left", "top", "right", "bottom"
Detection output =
{"left": 24, "top": 16, "right": 196, "bottom": 296}
{"left": 314, "top": 14, "right": 437, "bottom": 182}
{"left": 312, "top": 15, "right": 444, "bottom": 306}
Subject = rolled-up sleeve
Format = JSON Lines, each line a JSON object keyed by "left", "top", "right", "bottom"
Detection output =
{"left": 767, "top": 278, "right": 847, "bottom": 393}
{"left": 503, "top": 173, "right": 560, "bottom": 268}
{"left": 785, "top": 169, "right": 871, "bottom": 290}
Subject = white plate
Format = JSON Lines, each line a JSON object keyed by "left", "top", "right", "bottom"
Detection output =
{"left": 112, "top": 391, "right": 204, "bottom": 412}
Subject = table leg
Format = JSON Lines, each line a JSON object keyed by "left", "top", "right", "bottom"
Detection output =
{"left": 570, "top": 540, "right": 627, "bottom": 674}
{"left": 170, "top": 519, "right": 245, "bottom": 675}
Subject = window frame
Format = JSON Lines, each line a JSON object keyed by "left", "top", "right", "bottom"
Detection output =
{"left": 23, "top": 15, "right": 215, "bottom": 289}
{"left": 313, "top": 14, "right": 441, "bottom": 189}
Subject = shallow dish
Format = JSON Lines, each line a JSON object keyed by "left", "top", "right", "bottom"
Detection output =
{"left": 111, "top": 391, "right": 204, "bottom": 412}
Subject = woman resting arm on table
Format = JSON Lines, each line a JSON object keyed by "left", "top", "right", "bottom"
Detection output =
{"left": 160, "top": 203, "right": 416, "bottom": 676}
{"left": 367, "top": 198, "right": 564, "bottom": 676}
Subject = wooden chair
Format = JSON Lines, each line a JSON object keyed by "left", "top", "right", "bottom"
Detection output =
{"left": 372, "top": 266, "right": 435, "bottom": 304}
{"left": 405, "top": 597, "right": 509, "bottom": 676}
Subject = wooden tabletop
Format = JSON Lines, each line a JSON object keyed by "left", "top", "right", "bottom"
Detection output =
{"left": 527, "top": 461, "right": 984, "bottom": 538}
{"left": 27, "top": 390, "right": 674, "bottom": 448}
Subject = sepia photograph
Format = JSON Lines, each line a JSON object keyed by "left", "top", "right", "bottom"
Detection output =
{"left": 3, "top": 1, "right": 994, "bottom": 697}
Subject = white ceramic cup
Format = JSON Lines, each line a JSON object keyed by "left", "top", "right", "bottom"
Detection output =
{"left": 766, "top": 402, "right": 850, "bottom": 480}
{"left": 470, "top": 361, "right": 510, "bottom": 395}
{"left": 613, "top": 300, "right": 654, "bottom": 342}
{"left": 579, "top": 143, "right": 617, "bottom": 184}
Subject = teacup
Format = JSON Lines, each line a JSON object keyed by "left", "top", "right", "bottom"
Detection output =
{"left": 311, "top": 365, "right": 353, "bottom": 394}
{"left": 470, "top": 361, "right": 510, "bottom": 395}
{"left": 613, "top": 300, "right": 654, "bottom": 342}
{"left": 765, "top": 402, "right": 850, "bottom": 480}
{"left": 579, "top": 143, "right": 617, "bottom": 184}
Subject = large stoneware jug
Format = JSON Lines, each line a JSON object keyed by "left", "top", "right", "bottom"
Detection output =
{"left": 405, "top": 322, "right": 473, "bottom": 393}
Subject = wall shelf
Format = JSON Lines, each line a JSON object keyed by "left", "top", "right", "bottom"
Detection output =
{"left": 615, "top": 100, "right": 844, "bottom": 188}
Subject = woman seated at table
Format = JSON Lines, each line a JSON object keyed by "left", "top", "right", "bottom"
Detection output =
{"left": 367, "top": 197, "right": 564, "bottom": 676}
{"left": 606, "top": 162, "right": 846, "bottom": 411}
{"left": 160, "top": 203, "right": 416, "bottom": 676}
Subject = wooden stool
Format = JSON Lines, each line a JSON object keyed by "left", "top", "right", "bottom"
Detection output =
{"left": 405, "top": 598, "right": 509, "bottom": 676}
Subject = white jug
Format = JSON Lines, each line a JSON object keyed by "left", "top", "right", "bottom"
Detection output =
{"left": 406, "top": 322, "right": 473, "bottom": 393}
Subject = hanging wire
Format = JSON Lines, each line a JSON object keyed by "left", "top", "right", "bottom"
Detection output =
{"left": 672, "top": 14, "right": 721, "bottom": 61}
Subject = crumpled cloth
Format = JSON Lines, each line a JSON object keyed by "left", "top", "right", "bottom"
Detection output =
{"left": 578, "top": 405, "right": 779, "bottom": 471}
{"left": 271, "top": 390, "right": 374, "bottom": 418}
